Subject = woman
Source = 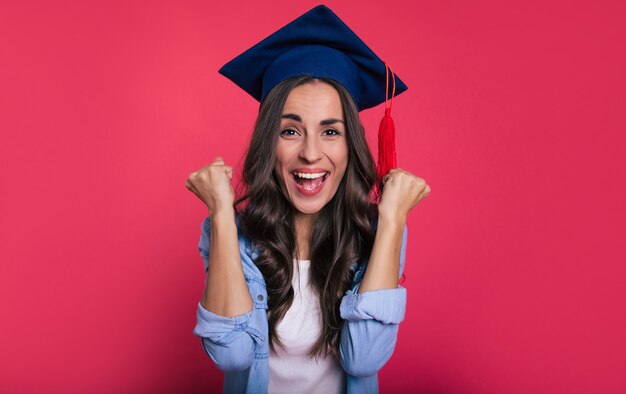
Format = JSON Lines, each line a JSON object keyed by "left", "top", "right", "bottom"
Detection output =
{"left": 187, "top": 6, "right": 430, "bottom": 394}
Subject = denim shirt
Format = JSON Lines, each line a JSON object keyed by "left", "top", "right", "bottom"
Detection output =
{"left": 193, "top": 216, "right": 408, "bottom": 394}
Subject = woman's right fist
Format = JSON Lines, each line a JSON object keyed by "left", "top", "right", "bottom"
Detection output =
{"left": 186, "top": 156, "right": 235, "bottom": 213}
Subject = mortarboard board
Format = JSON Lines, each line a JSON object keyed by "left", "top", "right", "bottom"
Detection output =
{"left": 218, "top": 4, "right": 407, "bottom": 177}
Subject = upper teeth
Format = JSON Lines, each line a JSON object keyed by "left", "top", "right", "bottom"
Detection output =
{"left": 295, "top": 172, "right": 326, "bottom": 179}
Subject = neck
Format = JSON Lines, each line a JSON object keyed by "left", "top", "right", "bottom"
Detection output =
{"left": 293, "top": 212, "right": 318, "bottom": 261}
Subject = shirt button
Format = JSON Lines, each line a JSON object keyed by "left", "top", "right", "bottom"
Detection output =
{"left": 257, "top": 294, "right": 264, "bottom": 301}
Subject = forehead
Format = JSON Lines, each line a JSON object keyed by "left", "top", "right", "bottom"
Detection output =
{"left": 282, "top": 82, "right": 344, "bottom": 119}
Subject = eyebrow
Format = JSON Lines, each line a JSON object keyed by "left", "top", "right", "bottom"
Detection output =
{"left": 281, "top": 113, "right": 344, "bottom": 125}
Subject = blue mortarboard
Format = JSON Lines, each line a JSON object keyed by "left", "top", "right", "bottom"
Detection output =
{"left": 218, "top": 4, "right": 408, "bottom": 111}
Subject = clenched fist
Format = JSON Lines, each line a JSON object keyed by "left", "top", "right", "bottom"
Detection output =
{"left": 378, "top": 168, "right": 430, "bottom": 223}
{"left": 185, "top": 156, "right": 235, "bottom": 214}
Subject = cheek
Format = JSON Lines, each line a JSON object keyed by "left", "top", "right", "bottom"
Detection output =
{"left": 273, "top": 144, "right": 292, "bottom": 193}
{"left": 332, "top": 143, "right": 349, "bottom": 174}
{"left": 272, "top": 161, "right": 290, "bottom": 200}
{"left": 274, "top": 140, "right": 296, "bottom": 165}
{"left": 273, "top": 142, "right": 287, "bottom": 175}
{"left": 273, "top": 159, "right": 286, "bottom": 188}
{"left": 273, "top": 158, "right": 281, "bottom": 175}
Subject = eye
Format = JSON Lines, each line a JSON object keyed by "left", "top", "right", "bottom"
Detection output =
{"left": 323, "top": 129, "right": 341, "bottom": 136}
{"left": 280, "top": 128, "right": 299, "bottom": 137}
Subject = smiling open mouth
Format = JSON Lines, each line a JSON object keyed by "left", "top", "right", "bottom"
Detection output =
{"left": 292, "top": 171, "right": 329, "bottom": 192}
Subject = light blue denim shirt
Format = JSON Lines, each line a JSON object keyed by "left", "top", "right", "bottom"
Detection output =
{"left": 193, "top": 216, "right": 408, "bottom": 393}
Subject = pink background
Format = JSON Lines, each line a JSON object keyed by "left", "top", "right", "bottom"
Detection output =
{"left": 1, "top": 1, "right": 625, "bottom": 392}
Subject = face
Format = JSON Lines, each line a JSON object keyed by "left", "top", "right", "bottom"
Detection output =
{"left": 274, "top": 81, "right": 349, "bottom": 216}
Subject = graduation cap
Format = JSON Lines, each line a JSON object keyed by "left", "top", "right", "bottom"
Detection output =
{"left": 218, "top": 4, "right": 407, "bottom": 178}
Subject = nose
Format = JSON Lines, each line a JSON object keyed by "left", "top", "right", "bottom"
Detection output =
{"left": 298, "top": 135, "right": 322, "bottom": 163}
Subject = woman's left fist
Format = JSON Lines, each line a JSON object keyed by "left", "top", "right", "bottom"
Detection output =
{"left": 378, "top": 169, "right": 430, "bottom": 222}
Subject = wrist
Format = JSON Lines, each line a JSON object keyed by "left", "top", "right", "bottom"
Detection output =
{"left": 377, "top": 207, "right": 407, "bottom": 229}
{"left": 210, "top": 206, "right": 235, "bottom": 222}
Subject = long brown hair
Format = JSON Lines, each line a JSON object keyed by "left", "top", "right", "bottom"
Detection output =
{"left": 235, "top": 75, "right": 379, "bottom": 359}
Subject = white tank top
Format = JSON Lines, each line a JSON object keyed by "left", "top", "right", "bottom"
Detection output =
{"left": 268, "top": 259, "right": 346, "bottom": 394}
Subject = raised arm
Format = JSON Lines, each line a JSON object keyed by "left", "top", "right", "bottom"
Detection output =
{"left": 359, "top": 168, "right": 430, "bottom": 293}
{"left": 186, "top": 156, "right": 252, "bottom": 316}
{"left": 339, "top": 168, "right": 430, "bottom": 377}
{"left": 186, "top": 157, "right": 256, "bottom": 371}
{"left": 200, "top": 209, "right": 253, "bottom": 316}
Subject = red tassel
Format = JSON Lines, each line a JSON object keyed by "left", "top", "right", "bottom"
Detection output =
{"left": 377, "top": 63, "right": 397, "bottom": 180}
{"left": 377, "top": 107, "right": 396, "bottom": 180}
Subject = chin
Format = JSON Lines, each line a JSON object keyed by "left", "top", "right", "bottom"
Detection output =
{"left": 289, "top": 196, "right": 328, "bottom": 215}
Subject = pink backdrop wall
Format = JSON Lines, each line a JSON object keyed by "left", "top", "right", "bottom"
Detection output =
{"left": 1, "top": 1, "right": 625, "bottom": 392}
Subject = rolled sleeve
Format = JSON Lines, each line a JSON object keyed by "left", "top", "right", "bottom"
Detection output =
{"left": 339, "top": 286, "right": 406, "bottom": 376}
{"left": 194, "top": 302, "right": 256, "bottom": 344}
{"left": 340, "top": 286, "right": 406, "bottom": 324}
{"left": 193, "top": 302, "right": 261, "bottom": 372}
